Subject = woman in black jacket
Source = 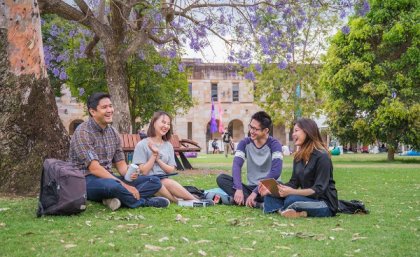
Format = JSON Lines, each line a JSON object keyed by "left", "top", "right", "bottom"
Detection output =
{"left": 259, "top": 118, "right": 338, "bottom": 218}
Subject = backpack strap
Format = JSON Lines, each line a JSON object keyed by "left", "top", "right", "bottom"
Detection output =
{"left": 36, "top": 160, "right": 46, "bottom": 217}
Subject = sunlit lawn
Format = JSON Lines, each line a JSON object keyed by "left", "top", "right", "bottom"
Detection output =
{"left": 0, "top": 154, "right": 419, "bottom": 257}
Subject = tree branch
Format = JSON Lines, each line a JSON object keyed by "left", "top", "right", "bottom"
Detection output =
{"left": 38, "top": 0, "right": 90, "bottom": 27}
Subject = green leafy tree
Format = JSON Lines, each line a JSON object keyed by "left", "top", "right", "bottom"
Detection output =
{"left": 42, "top": 15, "right": 193, "bottom": 132}
{"left": 320, "top": 0, "right": 419, "bottom": 160}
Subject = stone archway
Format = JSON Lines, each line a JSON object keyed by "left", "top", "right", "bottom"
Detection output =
{"left": 69, "top": 119, "right": 84, "bottom": 135}
{"left": 228, "top": 119, "right": 245, "bottom": 142}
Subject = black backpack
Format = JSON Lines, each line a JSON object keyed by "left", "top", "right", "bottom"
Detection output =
{"left": 338, "top": 199, "right": 369, "bottom": 214}
{"left": 37, "top": 159, "right": 87, "bottom": 217}
{"left": 183, "top": 186, "right": 205, "bottom": 199}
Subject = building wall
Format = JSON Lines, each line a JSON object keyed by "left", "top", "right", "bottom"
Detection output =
{"left": 55, "top": 85, "right": 88, "bottom": 135}
{"left": 171, "top": 59, "right": 287, "bottom": 152}
{"left": 56, "top": 60, "right": 288, "bottom": 152}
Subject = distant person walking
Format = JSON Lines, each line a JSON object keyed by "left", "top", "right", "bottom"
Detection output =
{"left": 212, "top": 138, "right": 220, "bottom": 154}
{"left": 222, "top": 127, "right": 233, "bottom": 157}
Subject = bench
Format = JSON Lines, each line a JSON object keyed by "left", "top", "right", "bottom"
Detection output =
{"left": 119, "top": 134, "right": 201, "bottom": 170}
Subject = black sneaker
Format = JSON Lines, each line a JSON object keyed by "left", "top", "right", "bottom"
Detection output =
{"left": 144, "top": 197, "right": 170, "bottom": 208}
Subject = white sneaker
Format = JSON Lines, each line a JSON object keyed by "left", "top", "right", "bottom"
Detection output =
{"left": 102, "top": 198, "right": 121, "bottom": 211}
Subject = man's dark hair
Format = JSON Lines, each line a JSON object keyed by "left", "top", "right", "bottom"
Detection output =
{"left": 87, "top": 92, "right": 111, "bottom": 116}
{"left": 251, "top": 111, "right": 272, "bottom": 131}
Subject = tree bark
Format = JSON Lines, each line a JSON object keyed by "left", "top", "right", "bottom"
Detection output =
{"left": 387, "top": 147, "right": 395, "bottom": 161}
{"left": 104, "top": 47, "right": 132, "bottom": 133}
{"left": 0, "top": 0, "right": 69, "bottom": 195}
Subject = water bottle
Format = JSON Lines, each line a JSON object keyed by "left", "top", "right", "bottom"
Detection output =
{"left": 124, "top": 164, "right": 139, "bottom": 182}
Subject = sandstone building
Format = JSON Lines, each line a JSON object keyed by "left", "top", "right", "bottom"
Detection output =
{"left": 56, "top": 59, "right": 289, "bottom": 153}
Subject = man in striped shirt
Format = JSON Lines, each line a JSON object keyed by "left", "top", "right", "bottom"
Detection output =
{"left": 70, "top": 92, "right": 169, "bottom": 211}
{"left": 216, "top": 111, "right": 283, "bottom": 208}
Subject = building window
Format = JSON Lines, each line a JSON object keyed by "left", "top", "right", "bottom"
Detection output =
{"left": 188, "top": 82, "right": 192, "bottom": 97}
{"left": 232, "top": 83, "right": 239, "bottom": 102}
{"left": 187, "top": 122, "right": 192, "bottom": 140}
{"left": 211, "top": 83, "right": 218, "bottom": 101}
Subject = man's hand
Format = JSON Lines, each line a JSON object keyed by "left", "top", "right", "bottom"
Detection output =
{"left": 245, "top": 192, "right": 257, "bottom": 208}
{"left": 234, "top": 190, "right": 245, "bottom": 205}
{"left": 122, "top": 183, "right": 140, "bottom": 200}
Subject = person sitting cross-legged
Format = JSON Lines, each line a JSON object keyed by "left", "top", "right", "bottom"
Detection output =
{"left": 216, "top": 111, "right": 283, "bottom": 208}
{"left": 69, "top": 92, "right": 170, "bottom": 211}
{"left": 259, "top": 118, "right": 338, "bottom": 218}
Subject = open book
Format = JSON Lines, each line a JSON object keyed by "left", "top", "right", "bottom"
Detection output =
{"left": 259, "top": 178, "right": 283, "bottom": 198}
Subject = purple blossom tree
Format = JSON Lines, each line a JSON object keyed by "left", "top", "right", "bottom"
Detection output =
{"left": 38, "top": 0, "right": 367, "bottom": 133}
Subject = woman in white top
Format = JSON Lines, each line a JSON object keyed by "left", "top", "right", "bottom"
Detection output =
{"left": 132, "top": 111, "right": 198, "bottom": 203}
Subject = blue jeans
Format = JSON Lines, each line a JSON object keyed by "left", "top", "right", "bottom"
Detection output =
{"left": 85, "top": 175, "right": 162, "bottom": 208}
{"left": 264, "top": 194, "right": 332, "bottom": 217}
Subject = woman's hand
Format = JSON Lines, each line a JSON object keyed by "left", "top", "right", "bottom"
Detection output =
{"left": 278, "top": 184, "right": 294, "bottom": 197}
{"left": 148, "top": 141, "right": 159, "bottom": 153}
{"left": 148, "top": 141, "right": 159, "bottom": 158}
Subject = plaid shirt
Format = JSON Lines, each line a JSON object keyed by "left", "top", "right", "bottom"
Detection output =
{"left": 69, "top": 117, "right": 125, "bottom": 175}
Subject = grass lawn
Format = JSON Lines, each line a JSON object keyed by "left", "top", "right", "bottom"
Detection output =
{"left": 1, "top": 154, "right": 419, "bottom": 257}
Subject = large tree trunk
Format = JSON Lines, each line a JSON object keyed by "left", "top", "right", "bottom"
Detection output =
{"left": 104, "top": 48, "right": 132, "bottom": 133}
{"left": 0, "top": 0, "right": 69, "bottom": 195}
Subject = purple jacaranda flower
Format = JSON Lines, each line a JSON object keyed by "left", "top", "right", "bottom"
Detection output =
{"left": 273, "top": 29, "right": 282, "bottom": 37}
{"left": 267, "top": 6, "right": 274, "bottom": 14}
{"left": 154, "top": 64, "right": 164, "bottom": 72}
{"left": 69, "top": 30, "right": 76, "bottom": 38}
{"left": 341, "top": 25, "right": 350, "bottom": 35}
{"left": 298, "top": 8, "right": 306, "bottom": 16}
{"left": 218, "top": 14, "right": 225, "bottom": 24}
{"left": 154, "top": 12, "right": 162, "bottom": 23}
{"left": 50, "top": 24, "right": 59, "bottom": 37}
{"left": 168, "top": 48, "right": 177, "bottom": 58}
{"left": 244, "top": 71, "right": 256, "bottom": 81}
{"left": 52, "top": 67, "right": 60, "bottom": 77}
{"left": 296, "top": 19, "right": 303, "bottom": 30}
{"left": 280, "top": 42, "right": 287, "bottom": 49}
{"left": 340, "top": 10, "right": 347, "bottom": 19}
{"left": 358, "top": 0, "right": 370, "bottom": 16}
{"left": 278, "top": 60, "right": 288, "bottom": 70}
{"left": 205, "top": 16, "right": 213, "bottom": 27}
{"left": 286, "top": 53, "right": 292, "bottom": 61}
{"left": 392, "top": 91, "right": 397, "bottom": 98}
{"left": 78, "top": 87, "right": 85, "bottom": 96}
{"left": 255, "top": 64, "right": 262, "bottom": 73}
{"left": 59, "top": 70, "right": 67, "bottom": 80}
{"left": 178, "top": 63, "right": 185, "bottom": 72}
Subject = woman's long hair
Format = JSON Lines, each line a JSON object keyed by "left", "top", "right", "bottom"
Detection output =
{"left": 294, "top": 118, "right": 329, "bottom": 162}
{"left": 147, "top": 111, "right": 173, "bottom": 141}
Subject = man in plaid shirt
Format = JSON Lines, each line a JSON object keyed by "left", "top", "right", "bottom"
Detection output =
{"left": 69, "top": 92, "right": 170, "bottom": 211}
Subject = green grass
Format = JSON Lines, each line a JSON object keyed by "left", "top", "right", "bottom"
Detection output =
{"left": 1, "top": 154, "right": 419, "bottom": 257}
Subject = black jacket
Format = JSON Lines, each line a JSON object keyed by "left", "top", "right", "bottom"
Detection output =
{"left": 286, "top": 150, "right": 338, "bottom": 214}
